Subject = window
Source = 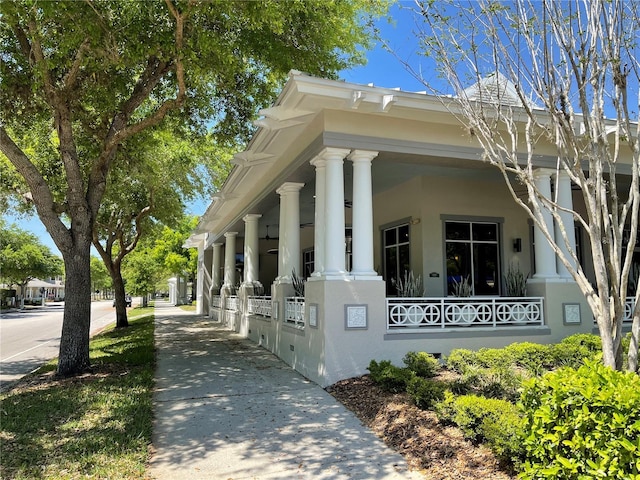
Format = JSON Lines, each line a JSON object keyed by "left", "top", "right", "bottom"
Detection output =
{"left": 382, "top": 223, "right": 410, "bottom": 295}
{"left": 445, "top": 221, "right": 500, "bottom": 296}
{"left": 302, "top": 249, "right": 314, "bottom": 278}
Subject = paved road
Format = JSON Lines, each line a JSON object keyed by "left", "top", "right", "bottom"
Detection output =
{"left": 0, "top": 300, "right": 117, "bottom": 390}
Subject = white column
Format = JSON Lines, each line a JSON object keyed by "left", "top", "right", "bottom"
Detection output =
{"left": 310, "top": 156, "right": 327, "bottom": 276}
{"left": 212, "top": 242, "right": 223, "bottom": 290}
{"left": 223, "top": 232, "right": 238, "bottom": 288}
{"left": 533, "top": 169, "right": 558, "bottom": 278}
{"left": 276, "top": 182, "right": 304, "bottom": 282}
{"left": 243, "top": 214, "right": 262, "bottom": 284}
{"left": 196, "top": 242, "right": 205, "bottom": 314}
{"left": 323, "top": 147, "right": 351, "bottom": 277}
{"left": 348, "top": 149, "right": 379, "bottom": 277}
{"left": 555, "top": 171, "right": 577, "bottom": 278}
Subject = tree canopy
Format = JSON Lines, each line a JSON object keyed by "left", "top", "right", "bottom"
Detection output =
{"left": 0, "top": 221, "right": 63, "bottom": 306}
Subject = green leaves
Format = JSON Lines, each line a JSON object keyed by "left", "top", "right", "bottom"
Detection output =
{"left": 520, "top": 360, "right": 640, "bottom": 479}
{"left": 0, "top": 221, "right": 63, "bottom": 288}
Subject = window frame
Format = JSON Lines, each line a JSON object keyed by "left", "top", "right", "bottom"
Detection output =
{"left": 441, "top": 215, "right": 504, "bottom": 297}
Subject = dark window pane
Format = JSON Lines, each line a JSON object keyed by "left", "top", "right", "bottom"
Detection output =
{"left": 446, "top": 242, "right": 471, "bottom": 295}
{"left": 472, "top": 223, "right": 497, "bottom": 242}
{"left": 399, "top": 244, "right": 410, "bottom": 276}
{"left": 398, "top": 224, "right": 410, "bottom": 244}
{"left": 446, "top": 222, "right": 470, "bottom": 241}
{"left": 473, "top": 244, "right": 499, "bottom": 295}
{"left": 385, "top": 247, "right": 398, "bottom": 295}
{"left": 385, "top": 228, "right": 397, "bottom": 246}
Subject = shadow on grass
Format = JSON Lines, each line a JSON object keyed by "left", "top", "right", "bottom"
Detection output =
{"left": 0, "top": 315, "right": 155, "bottom": 480}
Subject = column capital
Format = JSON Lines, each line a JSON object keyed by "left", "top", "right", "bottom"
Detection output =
{"left": 318, "top": 146, "right": 351, "bottom": 161}
{"left": 310, "top": 156, "right": 327, "bottom": 168}
{"left": 224, "top": 231, "right": 238, "bottom": 238}
{"left": 276, "top": 182, "right": 305, "bottom": 195}
{"left": 243, "top": 213, "right": 262, "bottom": 223}
{"left": 533, "top": 168, "right": 555, "bottom": 180}
{"left": 212, "top": 242, "right": 223, "bottom": 248}
{"left": 347, "top": 149, "right": 379, "bottom": 162}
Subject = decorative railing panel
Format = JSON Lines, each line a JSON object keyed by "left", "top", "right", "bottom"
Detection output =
{"left": 211, "top": 295, "right": 221, "bottom": 309}
{"left": 226, "top": 295, "right": 239, "bottom": 312}
{"left": 622, "top": 298, "right": 636, "bottom": 324}
{"left": 387, "top": 297, "right": 544, "bottom": 330}
{"left": 248, "top": 296, "right": 272, "bottom": 317}
{"left": 285, "top": 297, "right": 305, "bottom": 328}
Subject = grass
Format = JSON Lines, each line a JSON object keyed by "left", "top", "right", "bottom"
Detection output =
{"left": 0, "top": 313, "right": 155, "bottom": 480}
{"left": 179, "top": 304, "right": 196, "bottom": 312}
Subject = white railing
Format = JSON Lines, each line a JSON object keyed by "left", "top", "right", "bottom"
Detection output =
{"left": 285, "top": 297, "right": 305, "bottom": 328}
{"left": 248, "top": 296, "right": 272, "bottom": 317}
{"left": 622, "top": 298, "right": 636, "bottom": 324}
{"left": 211, "top": 295, "right": 221, "bottom": 308}
{"left": 387, "top": 297, "right": 544, "bottom": 330}
{"left": 226, "top": 295, "right": 239, "bottom": 312}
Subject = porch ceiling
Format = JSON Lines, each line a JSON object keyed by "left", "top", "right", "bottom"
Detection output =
{"left": 222, "top": 151, "right": 506, "bottom": 241}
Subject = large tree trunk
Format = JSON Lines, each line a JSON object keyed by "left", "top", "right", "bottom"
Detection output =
{"left": 57, "top": 243, "right": 92, "bottom": 376}
{"left": 111, "top": 265, "right": 129, "bottom": 328}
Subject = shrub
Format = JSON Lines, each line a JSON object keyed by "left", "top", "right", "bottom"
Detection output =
{"left": 460, "top": 365, "right": 523, "bottom": 402}
{"left": 520, "top": 360, "right": 640, "bottom": 480}
{"left": 406, "top": 375, "right": 446, "bottom": 409}
{"left": 549, "top": 334, "right": 602, "bottom": 369}
{"left": 367, "top": 359, "right": 414, "bottom": 393}
{"left": 475, "top": 347, "right": 515, "bottom": 370}
{"left": 445, "top": 348, "right": 478, "bottom": 374}
{"left": 504, "top": 342, "right": 554, "bottom": 374}
{"left": 435, "top": 391, "right": 523, "bottom": 466}
{"left": 403, "top": 351, "right": 441, "bottom": 378}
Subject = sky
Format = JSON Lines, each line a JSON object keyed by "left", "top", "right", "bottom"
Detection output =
{"left": 3, "top": 3, "right": 426, "bottom": 258}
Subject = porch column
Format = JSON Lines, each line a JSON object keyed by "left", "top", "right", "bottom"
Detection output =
{"left": 211, "top": 242, "right": 223, "bottom": 291}
{"left": 276, "top": 182, "right": 304, "bottom": 282}
{"left": 348, "top": 149, "right": 379, "bottom": 277}
{"left": 323, "top": 147, "right": 352, "bottom": 278}
{"left": 310, "top": 155, "right": 327, "bottom": 276}
{"left": 532, "top": 169, "right": 558, "bottom": 278}
{"left": 195, "top": 241, "right": 205, "bottom": 314}
{"left": 243, "top": 214, "right": 262, "bottom": 284}
{"left": 223, "top": 232, "right": 238, "bottom": 288}
{"left": 554, "top": 170, "right": 577, "bottom": 278}
{"left": 203, "top": 243, "right": 212, "bottom": 315}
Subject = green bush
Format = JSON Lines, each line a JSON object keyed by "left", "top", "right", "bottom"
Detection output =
{"left": 550, "top": 333, "right": 602, "bottom": 369}
{"left": 367, "top": 359, "right": 414, "bottom": 393}
{"left": 406, "top": 375, "right": 446, "bottom": 409}
{"left": 403, "top": 351, "right": 441, "bottom": 378}
{"left": 435, "top": 391, "right": 523, "bottom": 466}
{"left": 445, "top": 348, "right": 478, "bottom": 373}
{"left": 475, "top": 347, "right": 515, "bottom": 370}
{"left": 461, "top": 365, "right": 523, "bottom": 402}
{"left": 504, "top": 342, "right": 554, "bottom": 373}
{"left": 520, "top": 360, "right": 640, "bottom": 480}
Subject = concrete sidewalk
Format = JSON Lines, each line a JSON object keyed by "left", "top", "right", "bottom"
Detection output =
{"left": 149, "top": 301, "right": 422, "bottom": 480}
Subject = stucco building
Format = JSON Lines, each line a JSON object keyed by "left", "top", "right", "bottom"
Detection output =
{"left": 184, "top": 71, "right": 638, "bottom": 387}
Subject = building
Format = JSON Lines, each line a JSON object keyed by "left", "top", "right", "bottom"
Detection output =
{"left": 185, "top": 71, "right": 638, "bottom": 387}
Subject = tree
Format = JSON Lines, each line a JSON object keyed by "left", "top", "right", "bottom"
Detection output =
{"left": 153, "top": 216, "right": 199, "bottom": 286}
{"left": 0, "top": 221, "right": 63, "bottom": 308}
{"left": 93, "top": 126, "right": 231, "bottom": 327}
{"left": 404, "top": 0, "right": 639, "bottom": 370}
{"left": 0, "top": 0, "right": 384, "bottom": 376}
{"left": 90, "top": 256, "right": 111, "bottom": 301}
{"left": 122, "top": 246, "right": 161, "bottom": 308}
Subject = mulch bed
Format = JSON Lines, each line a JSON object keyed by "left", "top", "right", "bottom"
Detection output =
{"left": 327, "top": 375, "right": 516, "bottom": 480}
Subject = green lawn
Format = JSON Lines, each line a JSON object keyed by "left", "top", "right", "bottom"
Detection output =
{"left": 0, "top": 313, "right": 155, "bottom": 480}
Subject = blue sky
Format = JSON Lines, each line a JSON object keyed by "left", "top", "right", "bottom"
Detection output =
{"left": 4, "top": 3, "right": 425, "bottom": 257}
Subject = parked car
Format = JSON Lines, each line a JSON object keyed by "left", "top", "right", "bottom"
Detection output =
{"left": 113, "top": 295, "right": 132, "bottom": 307}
